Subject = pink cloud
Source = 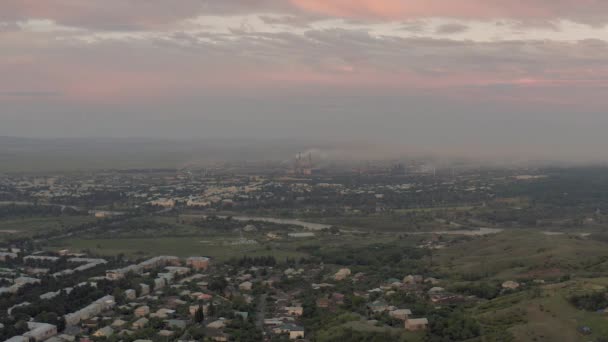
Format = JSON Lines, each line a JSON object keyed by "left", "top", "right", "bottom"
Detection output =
{"left": 289, "top": 0, "right": 608, "bottom": 22}
{"left": 0, "top": 0, "right": 208, "bottom": 30}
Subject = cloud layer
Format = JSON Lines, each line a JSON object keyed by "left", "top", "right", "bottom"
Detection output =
{"left": 2, "top": 1, "right": 608, "bottom": 160}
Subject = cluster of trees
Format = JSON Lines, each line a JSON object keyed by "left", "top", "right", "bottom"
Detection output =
{"left": 310, "top": 243, "right": 425, "bottom": 267}
{"left": 570, "top": 291, "right": 608, "bottom": 311}
{"left": 10, "top": 284, "right": 106, "bottom": 318}
{"left": 426, "top": 308, "right": 481, "bottom": 341}
{"left": 450, "top": 282, "right": 500, "bottom": 300}
{"left": 0, "top": 204, "right": 80, "bottom": 219}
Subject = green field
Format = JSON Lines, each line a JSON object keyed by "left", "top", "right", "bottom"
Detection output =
{"left": 0, "top": 216, "right": 96, "bottom": 240}
{"left": 49, "top": 236, "right": 308, "bottom": 261}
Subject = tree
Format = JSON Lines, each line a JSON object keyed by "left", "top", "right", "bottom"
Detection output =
{"left": 208, "top": 302, "right": 216, "bottom": 317}
{"left": 194, "top": 305, "right": 205, "bottom": 323}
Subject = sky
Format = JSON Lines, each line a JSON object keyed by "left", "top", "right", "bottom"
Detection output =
{"left": 3, "top": 1, "right": 608, "bottom": 161}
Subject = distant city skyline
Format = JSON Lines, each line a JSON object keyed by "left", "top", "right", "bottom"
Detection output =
{"left": 3, "top": 1, "right": 608, "bottom": 161}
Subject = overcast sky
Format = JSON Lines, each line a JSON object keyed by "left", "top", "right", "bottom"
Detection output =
{"left": 3, "top": 1, "right": 608, "bottom": 161}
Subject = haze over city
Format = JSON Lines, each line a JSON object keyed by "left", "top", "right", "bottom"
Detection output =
{"left": 3, "top": 0, "right": 608, "bottom": 162}
{"left": 6, "top": 3, "right": 608, "bottom": 342}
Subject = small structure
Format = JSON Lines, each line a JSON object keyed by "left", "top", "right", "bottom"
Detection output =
{"left": 428, "top": 287, "right": 445, "bottom": 294}
{"left": 140, "top": 283, "right": 151, "bottom": 296}
{"left": 368, "top": 299, "right": 390, "bottom": 313}
{"left": 132, "top": 318, "right": 149, "bottom": 330}
{"left": 111, "top": 319, "right": 127, "bottom": 328}
{"left": 134, "top": 305, "right": 150, "bottom": 317}
{"left": 0, "top": 252, "right": 17, "bottom": 261}
{"left": 207, "top": 319, "right": 227, "bottom": 329}
{"left": 389, "top": 309, "right": 412, "bottom": 321}
{"left": 286, "top": 306, "right": 304, "bottom": 316}
{"left": 239, "top": 281, "right": 253, "bottom": 291}
{"left": 93, "top": 326, "right": 114, "bottom": 338}
{"left": 502, "top": 280, "right": 520, "bottom": 290}
{"left": 403, "top": 275, "right": 423, "bottom": 285}
{"left": 405, "top": 318, "right": 429, "bottom": 332}
{"left": 124, "top": 289, "right": 137, "bottom": 300}
{"left": 274, "top": 323, "right": 305, "bottom": 340}
{"left": 334, "top": 268, "right": 351, "bottom": 281}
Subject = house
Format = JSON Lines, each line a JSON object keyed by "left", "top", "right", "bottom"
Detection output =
{"left": 165, "top": 319, "right": 187, "bottom": 329}
{"left": 165, "top": 266, "right": 191, "bottom": 276}
{"left": 154, "top": 277, "right": 166, "bottom": 290}
{"left": 158, "top": 330, "right": 174, "bottom": 337}
{"left": 151, "top": 308, "right": 175, "bottom": 319}
{"left": 428, "top": 287, "right": 445, "bottom": 295}
{"left": 132, "top": 318, "right": 149, "bottom": 329}
{"left": 140, "top": 283, "right": 151, "bottom": 296}
{"left": 502, "top": 280, "right": 520, "bottom": 290}
{"left": 205, "top": 329, "right": 229, "bottom": 342}
{"left": 316, "top": 298, "right": 330, "bottom": 309}
{"left": 405, "top": 318, "right": 429, "bottom": 331}
{"left": 189, "top": 304, "right": 209, "bottom": 316}
{"left": 134, "top": 305, "right": 150, "bottom": 317}
{"left": 389, "top": 309, "right": 412, "bottom": 321}
{"left": 0, "top": 252, "right": 17, "bottom": 261}
{"left": 285, "top": 306, "right": 303, "bottom": 316}
{"left": 403, "top": 275, "right": 423, "bottom": 285}
{"left": 125, "top": 289, "right": 137, "bottom": 300}
{"left": 368, "top": 300, "right": 390, "bottom": 313}
{"left": 187, "top": 256, "right": 210, "bottom": 271}
{"left": 274, "top": 323, "right": 305, "bottom": 340}
{"left": 234, "top": 311, "right": 249, "bottom": 321}
{"left": 424, "top": 277, "right": 441, "bottom": 285}
{"left": 93, "top": 326, "right": 114, "bottom": 338}
{"left": 15, "top": 277, "right": 41, "bottom": 286}
{"left": 239, "top": 281, "right": 253, "bottom": 291}
{"left": 111, "top": 319, "right": 127, "bottom": 328}
{"left": 334, "top": 268, "right": 351, "bottom": 281}
{"left": 207, "top": 319, "right": 227, "bottom": 329}
{"left": 332, "top": 292, "right": 345, "bottom": 305}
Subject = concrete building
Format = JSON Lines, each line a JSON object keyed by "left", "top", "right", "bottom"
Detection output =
{"left": 65, "top": 295, "right": 115, "bottom": 326}
{"left": 24, "top": 255, "right": 59, "bottom": 263}
{"left": 0, "top": 252, "right": 17, "bottom": 261}
{"left": 23, "top": 322, "right": 58, "bottom": 341}
{"left": 106, "top": 256, "right": 180, "bottom": 280}
{"left": 149, "top": 198, "right": 176, "bottom": 208}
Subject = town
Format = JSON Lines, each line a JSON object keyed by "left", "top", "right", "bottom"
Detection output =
{"left": 1, "top": 161, "right": 608, "bottom": 341}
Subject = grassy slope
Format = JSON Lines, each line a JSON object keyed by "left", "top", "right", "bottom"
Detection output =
{"left": 435, "top": 230, "right": 608, "bottom": 280}
{"left": 476, "top": 279, "right": 608, "bottom": 341}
